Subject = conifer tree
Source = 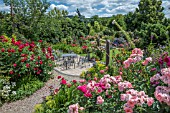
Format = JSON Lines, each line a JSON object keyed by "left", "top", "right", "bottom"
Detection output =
{"left": 134, "top": 0, "right": 165, "bottom": 26}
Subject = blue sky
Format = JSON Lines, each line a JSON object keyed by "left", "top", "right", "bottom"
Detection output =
{"left": 0, "top": 0, "right": 170, "bottom": 18}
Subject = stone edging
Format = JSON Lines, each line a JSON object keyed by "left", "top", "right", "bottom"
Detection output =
{"left": 53, "top": 68, "right": 80, "bottom": 77}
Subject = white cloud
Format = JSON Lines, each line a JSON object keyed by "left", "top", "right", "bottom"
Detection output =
{"left": 0, "top": 0, "right": 170, "bottom": 18}
{"left": 50, "top": 4, "right": 68, "bottom": 10}
{"left": 0, "top": 3, "right": 10, "bottom": 12}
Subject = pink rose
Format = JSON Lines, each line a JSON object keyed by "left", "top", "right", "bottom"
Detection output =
{"left": 79, "top": 79, "right": 86, "bottom": 83}
{"left": 61, "top": 79, "right": 67, "bottom": 85}
{"left": 100, "top": 70, "right": 105, "bottom": 74}
{"left": 96, "top": 96, "right": 104, "bottom": 104}
{"left": 69, "top": 103, "right": 79, "bottom": 113}
{"left": 124, "top": 107, "right": 133, "bottom": 113}
{"left": 147, "top": 97, "right": 154, "bottom": 106}
{"left": 13, "top": 63, "right": 17, "bottom": 67}
{"left": 142, "top": 60, "right": 148, "bottom": 66}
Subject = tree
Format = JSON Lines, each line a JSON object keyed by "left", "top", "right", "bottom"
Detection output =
{"left": 134, "top": 0, "right": 164, "bottom": 27}
{"left": 3, "top": 0, "right": 50, "bottom": 40}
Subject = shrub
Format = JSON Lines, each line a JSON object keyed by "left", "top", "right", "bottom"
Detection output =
{"left": 0, "top": 35, "right": 55, "bottom": 82}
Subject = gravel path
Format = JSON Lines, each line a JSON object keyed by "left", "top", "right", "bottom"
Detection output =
{"left": 0, "top": 70, "right": 81, "bottom": 113}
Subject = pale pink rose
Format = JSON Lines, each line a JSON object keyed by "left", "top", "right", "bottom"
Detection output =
{"left": 96, "top": 96, "right": 104, "bottom": 104}
{"left": 138, "top": 91, "right": 145, "bottom": 96}
{"left": 115, "top": 75, "right": 122, "bottom": 83}
{"left": 154, "top": 92, "right": 163, "bottom": 102}
{"left": 161, "top": 68, "right": 170, "bottom": 76}
{"left": 110, "top": 76, "right": 117, "bottom": 84}
{"left": 123, "top": 60, "right": 131, "bottom": 68}
{"left": 121, "top": 94, "right": 127, "bottom": 101}
{"left": 87, "top": 81, "right": 96, "bottom": 91}
{"left": 160, "top": 75, "right": 170, "bottom": 84}
{"left": 147, "top": 97, "right": 154, "bottom": 106}
{"left": 105, "top": 90, "right": 109, "bottom": 95}
{"left": 105, "top": 83, "right": 111, "bottom": 89}
{"left": 146, "top": 57, "right": 152, "bottom": 62}
{"left": 132, "top": 48, "right": 143, "bottom": 56}
{"left": 79, "top": 79, "right": 86, "bottom": 83}
{"left": 133, "top": 56, "right": 142, "bottom": 62}
{"left": 127, "top": 58, "right": 134, "bottom": 63}
{"left": 79, "top": 107, "right": 85, "bottom": 111}
{"left": 142, "top": 60, "right": 148, "bottom": 66}
{"left": 69, "top": 103, "right": 79, "bottom": 113}
{"left": 104, "top": 74, "right": 110, "bottom": 78}
{"left": 150, "top": 73, "right": 160, "bottom": 82}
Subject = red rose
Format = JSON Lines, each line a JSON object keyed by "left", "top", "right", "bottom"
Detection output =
{"left": 73, "top": 80, "right": 77, "bottom": 83}
{"left": 54, "top": 88, "right": 59, "bottom": 94}
{"left": 61, "top": 79, "right": 67, "bottom": 85}
{"left": 8, "top": 49, "right": 11, "bottom": 53}
{"left": 9, "top": 70, "right": 14, "bottom": 74}
{"left": 21, "top": 54, "right": 26, "bottom": 57}
{"left": 11, "top": 49, "right": 15, "bottom": 53}
{"left": 36, "top": 71, "right": 40, "bottom": 75}
{"left": 26, "top": 63, "right": 30, "bottom": 68}
{"left": 18, "top": 48, "right": 22, "bottom": 52}
{"left": 38, "top": 40, "right": 43, "bottom": 43}
{"left": 38, "top": 56, "right": 41, "bottom": 60}
{"left": 57, "top": 76, "right": 62, "bottom": 79}
{"left": 39, "top": 60, "right": 43, "bottom": 64}
{"left": 1, "top": 48, "right": 5, "bottom": 52}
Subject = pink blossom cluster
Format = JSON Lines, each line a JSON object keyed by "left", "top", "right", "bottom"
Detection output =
{"left": 154, "top": 86, "right": 170, "bottom": 106}
{"left": 77, "top": 75, "right": 123, "bottom": 98}
{"left": 150, "top": 67, "right": 170, "bottom": 106}
{"left": 150, "top": 67, "right": 170, "bottom": 86}
{"left": 150, "top": 73, "right": 160, "bottom": 83}
{"left": 142, "top": 57, "right": 152, "bottom": 66}
{"left": 123, "top": 48, "right": 144, "bottom": 68}
{"left": 68, "top": 103, "right": 84, "bottom": 113}
{"left": 161, "top": 67, "right": 170, "bottom": 85}
{"left": 118, "top": 81, "right": 133, "bottom": 92}
{"left": 121, "top": 89, "right": 154, "bottom": 113}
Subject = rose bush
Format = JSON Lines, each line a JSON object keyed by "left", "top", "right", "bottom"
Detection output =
{"left": 0, "top": 35, "right": 55, "bottom": 82}
{"left": 34, "top": 48, "right": 170, "bottom": 113}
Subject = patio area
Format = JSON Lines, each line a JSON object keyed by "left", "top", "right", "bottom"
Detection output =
{"left": 54, "top": 53, "right": 94, "bottom": 76}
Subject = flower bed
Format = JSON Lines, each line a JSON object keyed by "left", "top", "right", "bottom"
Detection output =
{"left": 34, "top": 48, "right": 170, "bottom": 113}
{"left": 0, "top": 35, "right": 55, "bottom": 105}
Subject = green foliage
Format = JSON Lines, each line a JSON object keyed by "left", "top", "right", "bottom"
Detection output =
{"left": 10, "top": 75, "right": 44, "bottom": 101}
{"left": 0, "top": 75, "right": 44, "bottom": 106}
{"left": 135, "top": 23, "right": 167, "bottom": 47}
{"left": 34, "top": 79, "right": 80, "bottom": 113}
{"left": 0, "top": 35, "right": 55, "bottom": 82}
{"left": 136, "top": 0, "right": 164, "bottom": 24}
{"left": 52, "top": 43, "right": 83, "bottom": 54}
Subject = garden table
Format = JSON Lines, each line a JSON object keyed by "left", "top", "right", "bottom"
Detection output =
{"left": 61, "top": 53, "right": 77, "bottom": 58}
{"left": 61, "top": 53, "right": 78, "bottom": 69}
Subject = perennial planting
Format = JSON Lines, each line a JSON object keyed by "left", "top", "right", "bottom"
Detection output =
{"left": 0, "top": 35, "right": 55, "bottom": 105}
{"left": 34, "top": 48, "right": 170, "bottom": 113}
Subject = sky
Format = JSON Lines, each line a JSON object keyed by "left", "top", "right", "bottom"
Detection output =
{"left": 0, "top": 0, "right": 170, "bottom": 18}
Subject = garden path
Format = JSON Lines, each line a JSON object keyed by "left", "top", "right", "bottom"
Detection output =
{"left": 0, "top": 70, "right": 81, "bottom": 113}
